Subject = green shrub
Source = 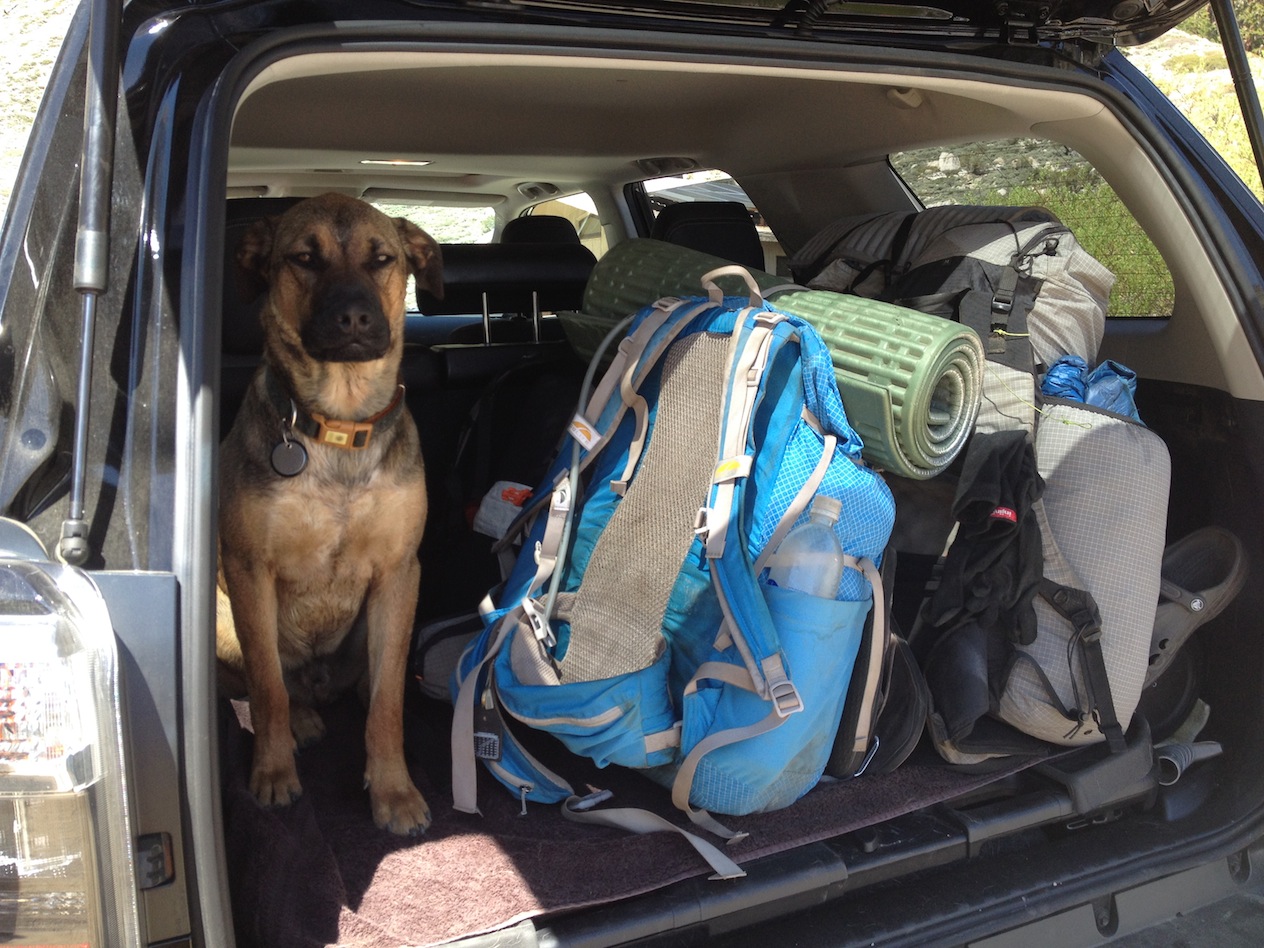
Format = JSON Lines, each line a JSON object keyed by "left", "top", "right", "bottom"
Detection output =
{"left": 1167, "top": 50, "right": 1229, "bottom": 72}
{"left": 1182, "top": 1, "right": 1264, "bottom": 51}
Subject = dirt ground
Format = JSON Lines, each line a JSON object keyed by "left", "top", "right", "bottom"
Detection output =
{"left": 1, "top": 0, "right": 78, "bottom": 219}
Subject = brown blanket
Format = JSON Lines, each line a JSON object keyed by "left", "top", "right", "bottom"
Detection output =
{"left": 221, "top": 695, "right": 1024, "bottom": 948}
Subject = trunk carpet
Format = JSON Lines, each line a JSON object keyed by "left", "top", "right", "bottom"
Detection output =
{"left": 221, "top": 694, "right": 1029, "bottom": 948}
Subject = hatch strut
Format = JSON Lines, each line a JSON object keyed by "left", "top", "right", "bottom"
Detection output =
{"left": 59, "top": 0, "right": 122, "bottom": 565}
{"left": 1208, "top": 0, "right": 1264, "bottom": 193}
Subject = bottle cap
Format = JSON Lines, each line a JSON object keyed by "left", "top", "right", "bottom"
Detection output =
{"left": 810, "top": 494, "right": 842, "bottom": 522}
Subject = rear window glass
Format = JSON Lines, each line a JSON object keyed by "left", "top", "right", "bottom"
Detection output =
{"left": 370, "top": 202, "right": 496, "bottom": 243}
{"left": 892, "top": 139, "right": 1174, "bottom": 319}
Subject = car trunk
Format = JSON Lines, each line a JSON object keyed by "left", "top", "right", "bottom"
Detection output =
{"left": 9, "top": 1, "right": 1264, "bottom": 945}
{"left": 204, "top": 19, "right": 1264, "bottom": 947}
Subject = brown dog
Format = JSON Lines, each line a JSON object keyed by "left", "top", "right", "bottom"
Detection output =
{"left": 216, "top": 193, "right": 442, "bottom": 835}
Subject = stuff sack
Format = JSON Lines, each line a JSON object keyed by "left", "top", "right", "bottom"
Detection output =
{"left": 452, "top": 267, "right": 896, "bottom": 858}
{"left": 914, "top": 401, "right": 1171, "bottom": 765}
{"left": 789, "top": 205, "right": 1115, "bottom": 375}
{"left": 792, "top": 206, "right": 1171, "bottom": 764}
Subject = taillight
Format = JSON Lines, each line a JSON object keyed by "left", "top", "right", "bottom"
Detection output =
{"left": 0, "top": 556, "right": 140, "bottom": 946}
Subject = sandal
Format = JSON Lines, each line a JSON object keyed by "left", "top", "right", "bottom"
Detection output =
{"left": 1146, "top": 526, "right": 1247, "bottom": 687}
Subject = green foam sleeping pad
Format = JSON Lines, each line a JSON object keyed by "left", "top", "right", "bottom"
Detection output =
{"left": 559, "top": 238, "right": 984, "bottom": 480}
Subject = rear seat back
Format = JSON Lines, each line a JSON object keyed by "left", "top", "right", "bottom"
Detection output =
{"left": 221, "top": 197, "right": 303, "bottom": 430}
{"left": 650, "top": 200, "right": 766, "bottom": 271}
{"left": 501, "top": 214, "right": 582, "bottom": 245}
{"left": 417, "top": 242, "right": 597, "bottom": 343}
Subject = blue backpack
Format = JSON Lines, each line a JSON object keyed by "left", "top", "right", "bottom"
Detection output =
{"left": 452, "top": 268, "right": 896, "bottom": 874}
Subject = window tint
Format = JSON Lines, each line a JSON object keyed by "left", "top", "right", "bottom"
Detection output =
{"left": 892, "top": 140, "right": 1174, "bottom": 318}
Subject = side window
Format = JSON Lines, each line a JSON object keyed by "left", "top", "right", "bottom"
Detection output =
{"left": 891, "top": 140, "right": 1174, "bottom": 318}
{"left": 523, "top": 195, "right": 607, "bottom": 258}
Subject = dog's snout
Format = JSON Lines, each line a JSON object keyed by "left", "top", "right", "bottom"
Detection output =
{"left": 302, "top": 282, "right": 393, "bottom": 362}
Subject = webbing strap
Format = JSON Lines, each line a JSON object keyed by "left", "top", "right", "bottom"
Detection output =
{"left": 752, "top": 421, "right": 837, "bottom": 575}
{"left": 524, "top": 484, "right": 571, "bottom": 601}
{"left": 841, "top": 558, "right": 887, "bottom": 760}
{"left": 584, "top": 297, "right": 693, "bottom": 428}
{"left": 1038, "top": 578, "right": 1126, "bottom": 752}
{"left": 453, "top": 609, "right": 579, "bottom": 814}
{"left": 705, "top": 312, "right": 785, "bottom": 558}
{"left": 560, "top": 797, "right": 746, "bottom": 880}
{"left": 451, "top": 614, "right": 516, "bottom": 814}
{"left": 670, "top": 689, "right": 788, "bottom": 829}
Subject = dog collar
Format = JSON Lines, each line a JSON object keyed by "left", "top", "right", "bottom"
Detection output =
{"left": 264, "top": 369, "right": 406, "bottom": 451}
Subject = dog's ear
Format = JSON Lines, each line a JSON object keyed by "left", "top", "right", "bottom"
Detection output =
{"left": 235, "top": 217, "right": 276, "bottom": 301}
{"left": 396, "top": 218, "right": 444, "bottom": 300}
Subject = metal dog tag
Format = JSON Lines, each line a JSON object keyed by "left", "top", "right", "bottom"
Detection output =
{"left": 270, "top": 440, "right": 308, "bottom": 477}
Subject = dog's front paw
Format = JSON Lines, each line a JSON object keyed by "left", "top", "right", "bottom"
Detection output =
{"left": 368, "top": 776, "right": 431, "bottom": 836}
{"left": 250, "top": 754, "right": 303, "bottom": 808}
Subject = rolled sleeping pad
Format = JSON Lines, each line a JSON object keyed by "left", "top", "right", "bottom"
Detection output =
{"left": 560, "top": 238, "right": 985, "bottom": 480}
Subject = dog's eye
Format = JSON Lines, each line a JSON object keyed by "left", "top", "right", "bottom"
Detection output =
{"left": 369, "top": 253, "right": 395, "bottom": 270}
{"left": 287, "top": 251, "right": 321, "bottom": 269}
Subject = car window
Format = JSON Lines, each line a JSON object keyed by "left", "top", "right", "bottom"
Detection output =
{"left": 891, "top": 140, "right": 1174, "bottom": 319}
{"left": 369, "top": 201, "right": 496, "bottom": 312}
{"left": 371, "top": 202, "right": 497, "bottom": 243}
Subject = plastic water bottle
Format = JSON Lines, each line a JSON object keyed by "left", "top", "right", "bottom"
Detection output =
{"left": 768, "top": 494, "right": 846, "bottom": 598}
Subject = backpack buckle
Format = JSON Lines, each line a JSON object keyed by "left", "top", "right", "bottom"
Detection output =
{"left": 693, "top": 507, "right": 711, "bottom": 541}
{"left": 522, "top": 597, "right": 556, "bottom": 649}
{"left": 769, "top": 677, "right": 804, "bottom": 718}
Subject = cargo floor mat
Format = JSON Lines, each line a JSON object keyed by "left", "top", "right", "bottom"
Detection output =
{"left": 221, "top": 695, "right": 1036, "bottom": 948}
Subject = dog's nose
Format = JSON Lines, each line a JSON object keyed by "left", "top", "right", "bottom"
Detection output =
{"left": 338, "top": 306, "right": 375, "bottom": 336}
{"left": 303, "top": 283, "right": 393, "bottom": 362}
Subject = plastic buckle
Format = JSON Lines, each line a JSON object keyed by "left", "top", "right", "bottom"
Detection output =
{"left": 551, "top": 485, "right": 571, "bottom": 517}
{"left": 769, "top": 678, "right": 804, "bottom": 718}
{"left": 568, "top": 787, "right": 614, "bottom": 812}
{"left": 1079, "top": 620, "right": 1104, "bottom": 644}
{"left": 693, "top": 507, "right": 711, "bottom": 541}
{"left": 522, "top": 598, "right": 555, "bottom": 649}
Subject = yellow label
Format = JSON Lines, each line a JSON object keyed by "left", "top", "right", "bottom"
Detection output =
{"left": 324, "top": 430, "right": 350, "bottom": 446}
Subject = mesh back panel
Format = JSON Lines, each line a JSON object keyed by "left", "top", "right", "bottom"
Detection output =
{"left": 562, "top": 332, "right": 730, "bottom": 682}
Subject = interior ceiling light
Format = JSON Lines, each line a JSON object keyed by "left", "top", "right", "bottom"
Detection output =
{"left": 360, "top": 158, "right": 432, "bottom": 167}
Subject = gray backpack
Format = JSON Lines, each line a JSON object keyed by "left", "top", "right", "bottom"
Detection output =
{"left": 792, "top": 206, "right": 1168, "bottom": 764}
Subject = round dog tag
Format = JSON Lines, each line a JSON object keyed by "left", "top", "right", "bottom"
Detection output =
{"left": 271, "top": 440, "right": 308, "bottom": 477}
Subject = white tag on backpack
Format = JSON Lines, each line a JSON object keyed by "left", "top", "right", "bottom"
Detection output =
{"left": 568, "top": 414, "right": 600, "bottom": 451}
